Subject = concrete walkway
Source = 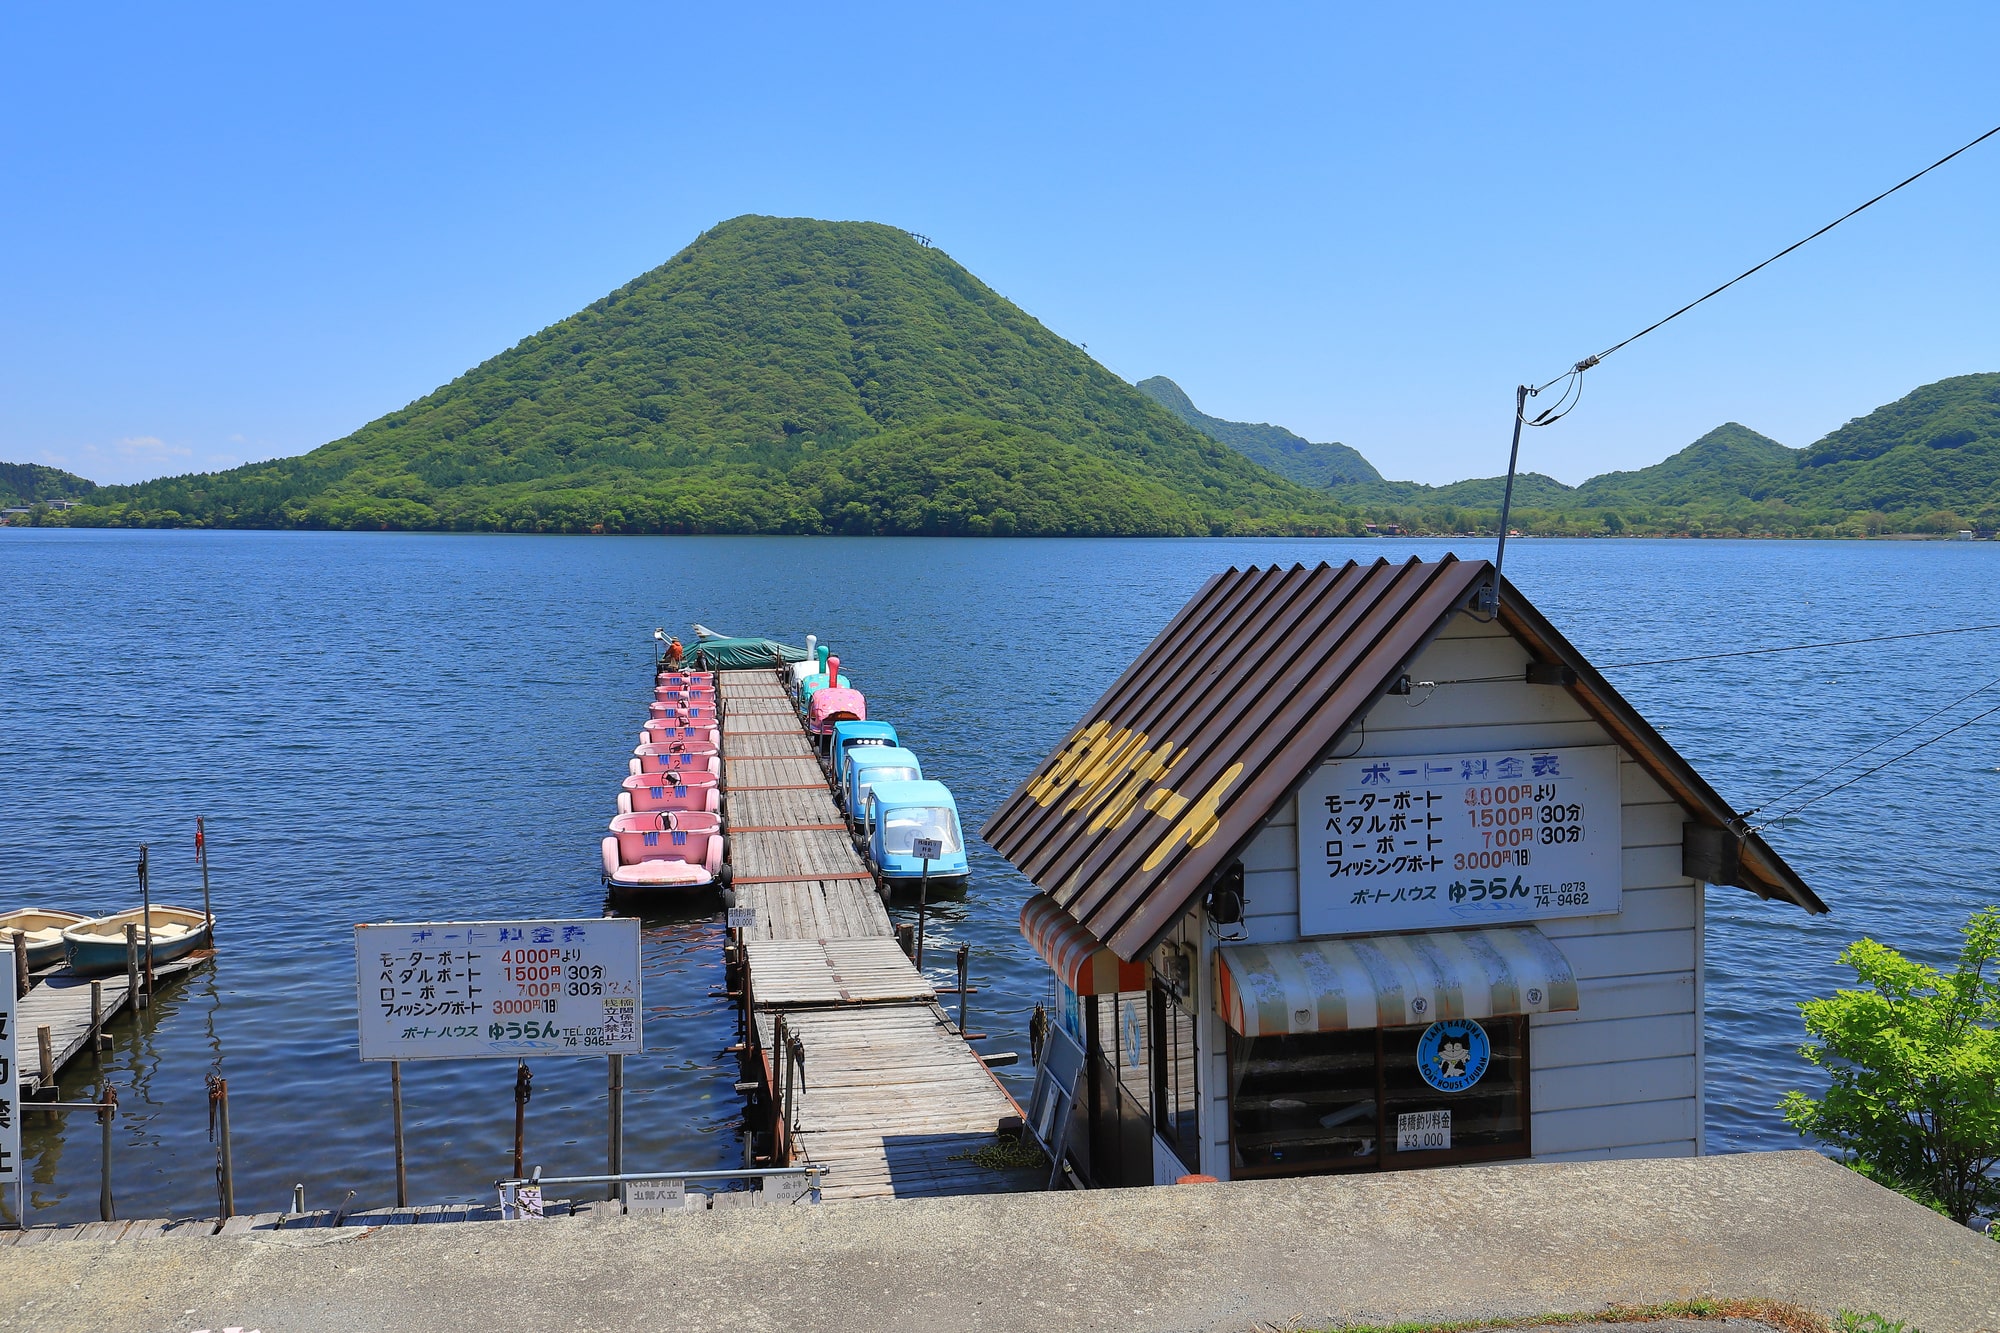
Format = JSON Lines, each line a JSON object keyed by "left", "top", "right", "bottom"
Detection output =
{"left": 2, "top": 1152, "right": 1994, "bottom": 1333}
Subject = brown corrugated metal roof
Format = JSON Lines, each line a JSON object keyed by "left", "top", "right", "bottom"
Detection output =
{"left": 982, "top": 556, "right": 1823, "bottom": 963}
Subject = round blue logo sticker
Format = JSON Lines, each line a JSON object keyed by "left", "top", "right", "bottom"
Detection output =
{"left": 1416, "top": 1019, "right": 1491, "bottom": 1093}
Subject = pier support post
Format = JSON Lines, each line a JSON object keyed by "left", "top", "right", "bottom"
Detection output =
{"left": 606, "top": 1054, "right": 624, "bottom": 1201}
{"left": 98, "top": 1085, "right": 118, "bottom": 1222}
{"left": 11, "top": 929, "right": 25, "bottom": 999}
{"left": 207, "top": 1073, "right": 235, "bottom": 1218}
{"left": 391, "top": 1060, "right": 408, "bottom": 1207}
{"left": 90, "top": 981, "right": 103, "bottom": 1046}
{"left": 137, "top": 843, "right": 153, "bottom": 1006}
{"left": 124, "top": 925, "right": 141, "bottom": 1014}
{"left": 512, "top": 1061, "right": 533, "bottom": 1181}
{"left": 37, "top": 1025, "right": 53, "bottom": 1090}
{"left": 955, "top": 943, "right": 970, "bottom": 1031}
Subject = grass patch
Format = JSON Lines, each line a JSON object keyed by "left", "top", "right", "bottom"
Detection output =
{"left": 945, "top": 1138, "right": 1048, "bottom": 1171}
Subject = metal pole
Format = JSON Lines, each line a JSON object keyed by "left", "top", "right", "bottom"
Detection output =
{"left": 391, "top": 1060, "right": 408, "bottom": 1207}
{"left": 124, "top": 924, "right": 139, "bottom": 1015}
{"left": 916, "top": 857, "right": 931, "bottom": 968}
{"left": 512, "top": 1061, "right": 532, "bottom": 1181}
{"left": 137, "top": 844, "right": 153, "bottom": 1006}
{"left": 606, "top": 1054, "right": 624, "bottom": 1201}
{"left": 197, "top": 816, "right": 213, "bottom": 946}
{"left": 1483, "top": 383, "right": 1531, "bottom": 616}
{"left": 98, "top": 1086, "right": 118, "bottom": 1222}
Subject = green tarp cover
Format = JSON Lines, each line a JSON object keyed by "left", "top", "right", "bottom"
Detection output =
{"left": 686, "top": 636, "right": 809, "bottom": 670}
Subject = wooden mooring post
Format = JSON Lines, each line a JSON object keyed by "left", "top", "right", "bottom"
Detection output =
{"left": 606, "top": 1054, "right": 624, "bottom": 1201}
{"left": 137, "top": 843, "right": 154, "bottom": 1007}
{"left": 37, "top": 1025, "right": 54, "bottom": 1091}
{"left": 10, "top": 929, "right": 25, "bottom": 1000}
{"left": 390, "top": 1060, "right": 408, "bottom": 1207}
{"left": 206, "top": 1072, "right": 235, "bottom": 1218}
{"left": 124, "top": 924, "right": 140, "bottom": 1014}
{"left": 512, "top": 1061, "right": 532, "bottom": 1181}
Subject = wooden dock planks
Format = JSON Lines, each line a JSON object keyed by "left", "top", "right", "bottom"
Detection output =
{"left": 13, "top": 954, "right": 211, "bottom": 1096}
{"left": 753, "top": 1006, "right": 1039, "bottom": 1201}
{"left": 714, "top": 666, "right": 1034, "bottom": 1205}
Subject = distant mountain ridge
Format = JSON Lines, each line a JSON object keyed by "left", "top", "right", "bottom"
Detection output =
{"left": 1135, "top": 376, "right": 1382, "bottom": 487}
{"left": 1151, "top": 373, "right": 2000, "bottom": 532}
{"left": 0, "top": 462, "right": 96, "bottom": 508}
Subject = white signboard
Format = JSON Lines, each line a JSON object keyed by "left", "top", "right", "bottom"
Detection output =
{"left": 1397, "top": 1110, "right": 1450, "bottom": 1152}
{"left": 624, "top": 1178, "right": 686, "bottom": 1213}
{"left": 354, "top": 918, "right": 642, "bottom": 1061}
{"left": 1298, "top": 744, "right": 1621, "bottom": 936}
{"left": 0, "top": 974, "right": 16, "bottom": 1191}
{"left": 911, "top": 837, "right": 943, "bottom": 861}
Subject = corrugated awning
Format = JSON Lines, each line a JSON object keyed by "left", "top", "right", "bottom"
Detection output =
{"left": 1216, "top": 926, "right": 1579, "bottom": 1037}
{"left": 1020, "top": 893, "right": 1148, "bottom": 996}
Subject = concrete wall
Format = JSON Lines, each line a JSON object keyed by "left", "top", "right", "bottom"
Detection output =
{"left": 1191, "top": 614, "right": 1704, "bottom": 1180}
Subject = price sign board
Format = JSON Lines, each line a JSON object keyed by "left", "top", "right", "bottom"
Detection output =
{"left": 1397, "top": 1110, "right": 1450, "bottom": 1152}
{"left": 354, "top": 918, "right": 642, "bottom": 1061}
{"left": 0, "top": 974, "right": 16, "bottom": 1191}
{"left": 911, "top": 837, "right": 943, "bottom": 861}
{"left": 1297, "top": 745, "right": 1621, "bottom": 936}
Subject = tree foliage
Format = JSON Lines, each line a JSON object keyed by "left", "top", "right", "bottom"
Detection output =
{"left": 1781, "top": 907, "right": 2000, "bottom": 1225}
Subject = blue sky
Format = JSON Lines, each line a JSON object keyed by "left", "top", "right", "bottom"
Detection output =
{"left": 3, "top": 3, "right": 1997, "bottom": 486}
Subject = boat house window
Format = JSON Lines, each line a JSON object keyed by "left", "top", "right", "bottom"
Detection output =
{"left": 1226, "top": 1018, "right": 1529, "bottom": 1177}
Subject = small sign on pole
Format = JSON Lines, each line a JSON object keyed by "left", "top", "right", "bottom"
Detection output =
{"left": 624, "top": 1177, "right": 686, "bottom": 1213}
{"left": 354, "top": 919, "right": 643, "bottom": 1062}
{"left": 910, "top": 837, "right": 943, "bottom": 862}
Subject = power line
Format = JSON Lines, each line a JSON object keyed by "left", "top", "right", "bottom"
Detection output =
{"left": 1743, "top": 671, "right": 2000, "bottom": 821}
{"left": 1595, "top": 622, "right": 2000, "bottom": 670}
{"left": 1752, "top": 697, "right": 2000, "bottom": 831}
{"left": 1532, "top": 120, "right": 2000, "bottom": 395}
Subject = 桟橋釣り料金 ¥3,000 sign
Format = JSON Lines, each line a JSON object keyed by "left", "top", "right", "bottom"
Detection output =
{"left": 353, "top": 918, "right": 643, "bottom": 1061}
{"left": 1297, "top": 745, "right": 1622, "bottom": 936}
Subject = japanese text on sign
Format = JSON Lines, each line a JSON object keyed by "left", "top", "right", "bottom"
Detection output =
{"left": 1397, "top": 1110, "right": 1450, "bottom": 1152}
{"left": 1297, "top": 745, "right": 1621, "bottom": 935}
{"left": 353, "top": 918, "right": 642, "bottom": 1061}
{"left": 0, "top": 975, "right": 16, "bottom": 1187}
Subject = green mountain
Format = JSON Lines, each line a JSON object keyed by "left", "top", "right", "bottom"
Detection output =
{"left": 52, "top": 217, "right": 1349, "bottom": 536}
{"left": 1572, "top": 423, "right": 1795, "bottom": 508}
{"left": 1135, "top": 376, "right": 1382, "bottom": 488}
{"left": 1156, "top": 373, "right": 2000, "bottom": 535}
{"left": 0, "top": 462, "right": 97, "bottom": 508}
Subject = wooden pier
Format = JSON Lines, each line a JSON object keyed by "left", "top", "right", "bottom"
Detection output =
{"left": 716, "top": 668, "right": 1039, "bottom": 1202}
{"left": 14, "top": 954, "right": 212, "bottom": 1097}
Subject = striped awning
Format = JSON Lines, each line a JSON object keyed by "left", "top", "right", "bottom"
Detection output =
{"left": 1020, "top": 893, "right": 1149, "bottom": 996}
{"left": 1217, "top": 926, "right": 1578, "bottom": 1037}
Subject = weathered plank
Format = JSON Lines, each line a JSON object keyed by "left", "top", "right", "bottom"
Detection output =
{"left": 746, "top": 938, "right": 934, "bottom": 1007}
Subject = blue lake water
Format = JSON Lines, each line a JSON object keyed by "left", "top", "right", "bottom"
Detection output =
{"left": 2, "top": 529, "right": 1995, "bottom": 1223}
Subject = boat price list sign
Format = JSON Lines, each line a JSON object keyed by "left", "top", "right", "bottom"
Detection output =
{"left": 1297, "top": 744, "right": 1622, "bottom": 936}
{"left": 354, "top": 918, "right": 643, "bottom": 1061}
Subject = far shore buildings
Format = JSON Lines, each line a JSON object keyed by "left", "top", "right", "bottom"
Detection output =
{"left": 988, "top": 556, "right": 1824, "bottom": 1186}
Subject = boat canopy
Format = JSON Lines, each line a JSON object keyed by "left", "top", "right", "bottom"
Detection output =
{"left": 686, "top": 637, "right": 809, "bottom": 670}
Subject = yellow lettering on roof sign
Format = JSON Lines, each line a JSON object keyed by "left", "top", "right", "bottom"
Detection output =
{"left": 1142, "top": 763, "right": 1245, "bottom": 872}
{"left": 1027, "top": 721, "right": 1246, "bottom": 875}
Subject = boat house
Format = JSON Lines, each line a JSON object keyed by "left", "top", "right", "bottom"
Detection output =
{"left": 985, "top": 556, "right": 1825, "bottom": 1187}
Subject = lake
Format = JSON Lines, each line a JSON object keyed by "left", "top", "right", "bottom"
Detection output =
{"left": 3, "top": 529, "right": 1994, "bottom": 1223}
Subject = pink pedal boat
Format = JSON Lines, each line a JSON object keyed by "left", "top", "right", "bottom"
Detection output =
{"left": 632, "top": 738, "right": 719, "bottom": 776}
{"left": 601, "top": 810, "right": 726, "bottom": 894}
{"left": 620, "top": 769, "right": 720, "bottom": 815}
{"left": 641, "top": 717, "right": 719, "bottom": 746}
{"left": 647, "top": 700, "right": 716, "bottom": 725}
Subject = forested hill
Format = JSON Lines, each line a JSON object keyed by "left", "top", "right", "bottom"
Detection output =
{"left": 1136, "top": 376, "right": 1382, "bottom": 488}
{"left": 0, "top": 462, "right": 96, "bottom": 508}
{"left": 1156, "top": 373, "right": 2000, "bottom": 536}
{"left": 47, "top": 217, "right": 1349, "bottom": 536}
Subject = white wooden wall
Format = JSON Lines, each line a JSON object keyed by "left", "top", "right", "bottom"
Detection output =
{"left": 1192, "top": 613, "right": 1704, "bottom": 1180}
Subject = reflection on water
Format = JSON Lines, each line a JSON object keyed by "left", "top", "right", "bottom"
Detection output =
{"left": 2, "top": 529, "right": 1996, "bottom": 1223}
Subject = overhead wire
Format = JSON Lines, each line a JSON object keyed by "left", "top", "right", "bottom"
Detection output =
{"left": 1750, "top": 697, "right": 2000, "bottom": 832}
{"left": 1528, "top": 121, "right": 2000, "bottom": 396}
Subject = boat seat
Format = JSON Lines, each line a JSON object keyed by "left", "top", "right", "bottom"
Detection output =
{"left": 152, "top": 924, "right": 191, "bottom": 940}
{"left": 608, "top": 859, "right": 709, "bottom": 887}
{"left": 20, "top": 928, "right": 64, "bottom": 944}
